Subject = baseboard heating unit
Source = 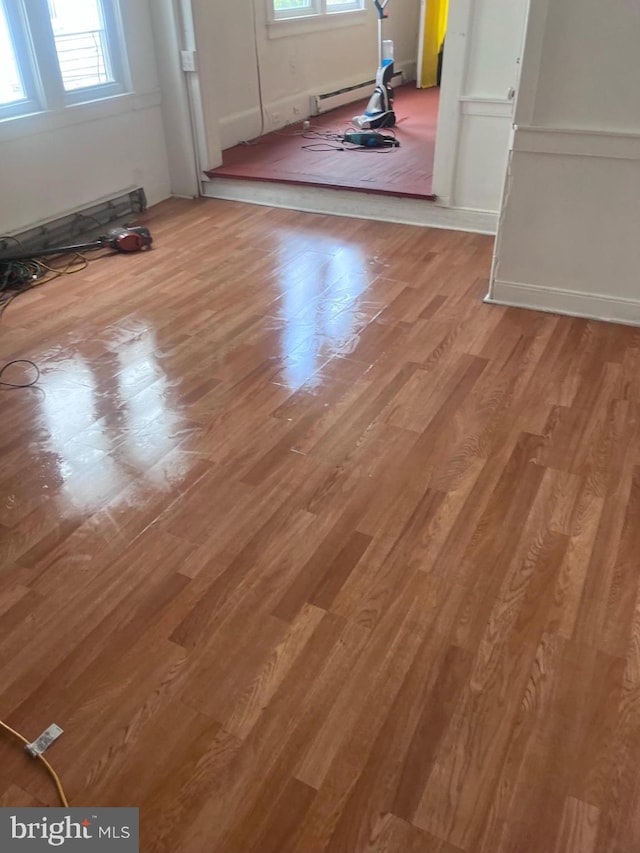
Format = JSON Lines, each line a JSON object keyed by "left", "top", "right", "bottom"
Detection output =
{"left": 310, "top": 70, "right": 405, "bottom": 116}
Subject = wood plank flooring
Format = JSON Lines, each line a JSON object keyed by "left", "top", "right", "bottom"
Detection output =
{"left": 2, "top": 197, "right": 640, "bottom": 852}
{"left": 206, "top": 85, "right": 438, "bottom": 199}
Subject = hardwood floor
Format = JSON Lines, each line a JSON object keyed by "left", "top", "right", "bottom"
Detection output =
{"left": 206, "top": 85, "right": 439, "bottom": 199}
{"left": 1, "top": 197, "right": 640, "bottom": 852}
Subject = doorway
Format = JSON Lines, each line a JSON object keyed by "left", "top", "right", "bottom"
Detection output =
{"left": 203, "top": 0, "right": 447, "bottom": 201}
{"left": 204, "top": 84, "right": 439, "bottom": 199}
{"left": 180, "top": 0, "right": 530, "bottom": 225}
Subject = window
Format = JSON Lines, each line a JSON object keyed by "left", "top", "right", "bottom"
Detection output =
{"left": 0, "top": 1, "right": 39, "bottom": 117}
{"left": 271, "top": 0, "right": 365, "bottom": 22}
{"left": 0, "top": 0, "right": 126, "bottom": 120}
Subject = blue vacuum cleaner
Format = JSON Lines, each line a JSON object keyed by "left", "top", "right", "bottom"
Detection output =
{"left": 353, "top": 0, "right": 396, "bottom": 129}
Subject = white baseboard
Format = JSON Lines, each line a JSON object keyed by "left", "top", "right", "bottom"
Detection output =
{"left": 219, "top": 107, "right": 263, "bottom": 151}
{"left": 487, "top": 279, "right": 640, "bottom": 327}
{"left": 202, "top": 178, "right": 497, "bottom": 234}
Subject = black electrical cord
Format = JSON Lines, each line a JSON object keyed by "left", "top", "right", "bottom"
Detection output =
{"left": 302, "top": 130, "right": 345, "bottom": 141}
{"left": 0, "top": 359, "right": 40, "bottom": 388}
{"left": 0, "top": 247, "right": 99, "bottom": 390}
{"left": 302, "top": 143, "right": 347, "bottom": 151}
{"left": 301, "top": 126, "right": 400, "bottom": 153}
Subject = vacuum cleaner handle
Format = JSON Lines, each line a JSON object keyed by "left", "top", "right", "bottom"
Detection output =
{"left": 374, "top": 0, "right": 391, "bottom": 18}
{"left": 0, "top": 226, "right": 153, "bottom": 262}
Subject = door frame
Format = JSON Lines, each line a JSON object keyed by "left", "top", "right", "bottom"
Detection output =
{"left": 431, "top": 0, "right": 475, "bottom": 207}
{"left": 169, "top": 0, "right": 472, "bottom": 202}
{"left": 167, "top": 0, "right": 530, "bottom": 214}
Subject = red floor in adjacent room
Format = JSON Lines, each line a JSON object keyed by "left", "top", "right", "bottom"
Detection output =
{"left": 206, "top": 85, "right": 439, "bottom": 200}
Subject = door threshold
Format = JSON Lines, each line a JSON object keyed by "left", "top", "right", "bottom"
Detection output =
{"left": 202, "top": 177, "right": 497, "bottom": 234}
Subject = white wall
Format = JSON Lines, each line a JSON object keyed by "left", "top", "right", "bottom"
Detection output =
{"left": 531, "top": 1, "right": 639, "bottom": 133}
{"left": 0, "top": 0, "right": 171, "bottom": 235}
{"left": 489, "top": 0, "right": 640, "bottom": 325}
{"left": 432, "top": 0, "right": 529, "bottom": 214}
{"left": 193, "top": 0, "right": 422, "bottom": 151}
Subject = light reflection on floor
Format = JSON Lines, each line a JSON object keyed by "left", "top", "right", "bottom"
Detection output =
{"left": 38, "top": 329, "right": 190, "bottom": 512}
{"left": 30, "top": 237, "right": 380, "bottom": 510}
{"left": 277, "top": 244, "right": 374, "bottom": 390}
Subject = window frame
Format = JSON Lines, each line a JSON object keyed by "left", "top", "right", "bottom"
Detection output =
{"left": 59, "top": 0, "right": 127, "bottom": 105}
{"left": 271, "top": 0, "right": 316, "bottom": 21}
{"left": 269, "top": 0, "right": 366, "bottom": 24}
{"left": 0, "top": 0, "right": 128, "bottom": 122}
{"left": 325, "top": 0, "right": 365, "bottom": 12}
{"left": 0, "top": 0, "right": 41, "bottom": 119}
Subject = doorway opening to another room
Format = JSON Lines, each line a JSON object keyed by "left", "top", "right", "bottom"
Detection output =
{"left": 205, "top": 0, "right": 449, "bottom": 201}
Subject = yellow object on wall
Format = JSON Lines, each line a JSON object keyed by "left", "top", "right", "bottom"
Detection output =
{"left": 419, "top": 0, "right": 449, "bottom": 88}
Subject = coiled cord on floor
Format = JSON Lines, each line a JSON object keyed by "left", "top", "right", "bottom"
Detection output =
{"left": 0, "top": 359, "right": 40, "bottom": 388}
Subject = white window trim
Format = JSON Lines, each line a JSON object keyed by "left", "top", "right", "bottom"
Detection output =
{"left": 0, "top": 0, "right": 129, "bottom": 123}
{"left": 0, "top": 0, "right": 40, "bottom": 119}
{"left": 267, "top": 1, "right": 367, "bottom": 39}
{"left": 268, "top": 0, "right": 366, "bottom": 24}
{"left": 0, "top": 89, "right": 161, "bottom": 143}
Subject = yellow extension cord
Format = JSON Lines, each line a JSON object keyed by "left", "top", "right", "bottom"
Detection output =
{"left": 0, "top": 719, "right": 69, "bottom": 807}
{"left": 0, "top": 252, "right": 89, "bottom": 321}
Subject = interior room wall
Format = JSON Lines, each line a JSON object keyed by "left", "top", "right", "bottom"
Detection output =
{"left": 531, "top": 0, "right": 639, "bottom": 133}
{"left": 194, "top": 0, "right": 422, "bottom": 151}
{"left": 0, "top": 0, "right": 171, "bottom": 235}
{"left": 489, "top": 0, "right": 640, "bottom": 325}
